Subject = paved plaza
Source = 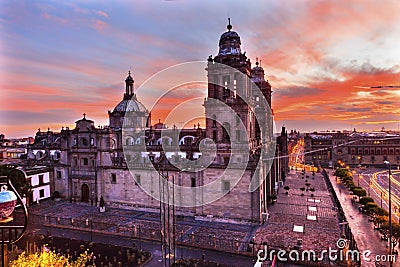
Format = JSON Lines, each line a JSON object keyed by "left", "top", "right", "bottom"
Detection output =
{"left": 254, "top": 170, "right": 342, "bottom": 265}
{"left": 18, "top": 169, "right": 393, "bottom": 266}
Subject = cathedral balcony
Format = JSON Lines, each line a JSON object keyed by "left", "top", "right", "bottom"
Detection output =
{"left": 125, "top": 162, "right": 154, "bottom": 169}
{"left": 70, "top": 147, "right": 98, "bottom": 153}
{"left": 71, "top": 170, "right": 96, "bottom": 178}
{"left": 123, "top": 145, "right": 146, "bottom": 151}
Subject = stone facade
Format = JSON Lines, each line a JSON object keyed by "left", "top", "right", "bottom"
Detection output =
{"left": 304, "top": 131, "right": 400, "bottom": 168}
{"left": 26, "top": 22, "right": 288, "bottom": 223}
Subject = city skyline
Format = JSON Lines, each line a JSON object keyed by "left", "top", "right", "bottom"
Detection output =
{"left": 1, "top": 0, "right": 400, "bottom": 138}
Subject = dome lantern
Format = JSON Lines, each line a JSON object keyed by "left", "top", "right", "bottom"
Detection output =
{"left": 125, "top": 70, "right": 134, "bottom": 98}
{"left": 218, "top": 18, "right": 241, "bottom": 56}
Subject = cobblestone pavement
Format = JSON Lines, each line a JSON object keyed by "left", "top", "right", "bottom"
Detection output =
{"left": 254, "top": 170, "right": 343, "bottom": 266}
{"left": 327, "top": 170, "right": 393, "bottom": 267}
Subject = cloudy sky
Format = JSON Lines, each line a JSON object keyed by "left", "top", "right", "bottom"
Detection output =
{"left": 1, "top": 0, "right": 400, "bottom": 138}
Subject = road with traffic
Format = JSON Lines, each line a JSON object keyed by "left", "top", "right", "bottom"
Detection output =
{"left": 357, "top": 168, "right": 400, "bottom": 221}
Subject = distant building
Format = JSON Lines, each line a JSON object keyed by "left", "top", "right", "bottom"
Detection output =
{"left": 304, "top": 131, "right": 400, "bottom": 168}
{"left": 0, "top": 134, "right": 33, "bottom": 162}
{"left": 25, "top": 166, "right": 52, "bottom": 204}
{"left": 26, "top": 22, "right": 288, "bottom": 223}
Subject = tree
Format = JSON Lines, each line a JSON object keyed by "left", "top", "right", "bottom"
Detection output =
{"left": 391, "top": 223, "right": 400, "bottom": 250}
{"left": 373, "top": 207, "right": 389, "bottom": 217}
{"left": 335, "top": 168, "right": 350, "bottom": 178}
{"left": 380, "top": 221, "right": 400, "bottom": 250}
{"left": 360, "top": 197, "right": 374, "bottom": 206}
{"left": 364, "top": 202, "right": 380, "bottom": 216}
{"left": 374, "top": 215, "right": 388, "bottom": 230}
{"left": 352, "top": 187, "right": 366, "bottom": 200}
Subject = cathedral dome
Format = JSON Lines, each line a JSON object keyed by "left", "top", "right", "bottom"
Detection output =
{"left": 218, "top": 20, "right": 241, "bottom": 56}
{"left": 113, "top": 95, "right": 147, "bottom": 113}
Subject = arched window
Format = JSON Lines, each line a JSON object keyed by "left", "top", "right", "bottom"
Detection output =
{"left": 125, "top": 137, "right": 133, "bottom": 146}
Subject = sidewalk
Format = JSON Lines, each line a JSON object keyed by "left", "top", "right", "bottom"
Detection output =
{"left": 327, "top": 170, "right": 391, "bottom": 267}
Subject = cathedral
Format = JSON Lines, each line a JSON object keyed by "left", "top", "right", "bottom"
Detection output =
{"left": 27, "top": 21, "right": 288, "bottom": 223}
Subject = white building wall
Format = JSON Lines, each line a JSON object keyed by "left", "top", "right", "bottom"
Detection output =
{"left": 27, "top": 171, "right": 51, "bottom": 202}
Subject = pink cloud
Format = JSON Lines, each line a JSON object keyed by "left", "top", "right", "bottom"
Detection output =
{"left": 97, "top": 10, "right": 109, "bottom": 18}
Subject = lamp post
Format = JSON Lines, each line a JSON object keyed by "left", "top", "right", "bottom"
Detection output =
{"left": 384, "top": 160, "right": 393, "bottom": 267}
{"left": 158, "top": 165, "right": 176, "bottom": 267}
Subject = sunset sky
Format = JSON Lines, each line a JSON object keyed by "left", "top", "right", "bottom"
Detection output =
{"left": 1, "top": 0, "right": 400, "bottom": 138}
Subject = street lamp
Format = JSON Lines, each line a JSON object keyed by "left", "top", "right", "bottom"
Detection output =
{"left": 384, "top": 160, "right": 393, "bottom": 267}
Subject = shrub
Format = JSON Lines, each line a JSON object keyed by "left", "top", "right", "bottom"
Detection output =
{"left": 373, "top": 207, "right": 389, "bottom": 217}
{"left": 364, "top": 202, "right": 379, "bottom": 213}
{"left": 360, "top": 197, "right": 374, "bottom": 206}
{"left": 10, "top": 247, "right": 92, "bottom": 267}
{"left": 352, "top": 187, "right": 367, "bottom": 198}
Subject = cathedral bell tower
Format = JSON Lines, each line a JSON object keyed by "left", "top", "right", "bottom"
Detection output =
{"left": 204, "top": 19, "right": 256, "bottom": 150}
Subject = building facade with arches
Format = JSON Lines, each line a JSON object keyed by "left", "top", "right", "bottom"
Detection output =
{"left": 26, "top": 22, "right": 288, "bottom": 223}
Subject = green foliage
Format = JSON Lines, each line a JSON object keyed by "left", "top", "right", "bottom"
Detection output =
{"left": 347, "top": 182, "right": 356, "bottom": 191}
{"left": 364, "top": 202, "right": 379, "bottom": 212}
{"left": 375, "top": 215, "right": 388, "bottom": 226}
{"left": 335, "top": 168, "right": 350, "bottom": 178}
{"left": 359, "top": 197, "right": 374, "bottom": 205}
{"left": 352, "top": 187, "right": 367, "bottom": 197}
{"left": 373, "top": 207, "right": 389, "bottom": 217}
